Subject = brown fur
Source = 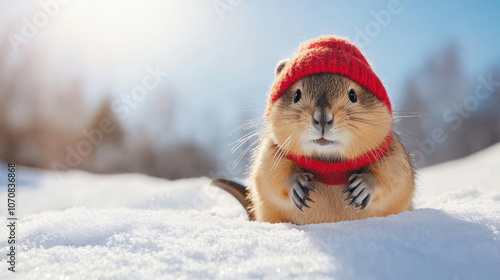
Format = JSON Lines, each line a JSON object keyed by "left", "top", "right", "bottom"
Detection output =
{"left": 247, "top": 73, "right": 415, "bottom": 225}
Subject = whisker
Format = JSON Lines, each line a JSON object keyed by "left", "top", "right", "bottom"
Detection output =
{"left": 228, "top": 118, "right": 264, "bottom": 136}
{"left": 230, "top": 128, "right": 264, "bottom": 153}
{"left": 233, "top": 138, "right": 260, "bottom": 168}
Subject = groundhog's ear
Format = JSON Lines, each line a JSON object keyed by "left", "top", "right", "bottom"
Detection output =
{"left": 275, "top": 59, "right": 289, "bottom": 76}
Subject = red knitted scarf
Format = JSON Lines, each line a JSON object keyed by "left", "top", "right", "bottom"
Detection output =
{"left": 285, "top": 134, "right": 393, "bottom": 185}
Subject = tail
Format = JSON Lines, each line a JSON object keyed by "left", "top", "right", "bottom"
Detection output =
{"left": 210, "top": 178, "right": 254, "bottom": 221}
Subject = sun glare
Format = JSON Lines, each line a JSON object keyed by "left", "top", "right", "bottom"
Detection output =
{"left": 41, "top": 0, "right": 200, "bottom": 72}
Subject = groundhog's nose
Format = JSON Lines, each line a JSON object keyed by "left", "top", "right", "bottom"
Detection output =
{"left": 312, "top": 110, "right": 333, "bottom": 130}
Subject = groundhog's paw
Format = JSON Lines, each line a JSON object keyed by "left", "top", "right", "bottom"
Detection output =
{"left": 291, "top": 173, "right": 316, "bottom": 213}
{"left": 342, "top": 173, "right": 375, "bottom": 211}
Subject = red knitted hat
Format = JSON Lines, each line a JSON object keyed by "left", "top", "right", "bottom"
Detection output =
{"left": 268, "top": 36, "right": 391, "bottom": 113}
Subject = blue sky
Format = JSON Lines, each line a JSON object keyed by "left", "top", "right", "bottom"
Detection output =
{"left": 3, "top": 0, "right": 498, "bottom": 104}
{"left": 1, "top": 0, "right": 499, "bottom": 152}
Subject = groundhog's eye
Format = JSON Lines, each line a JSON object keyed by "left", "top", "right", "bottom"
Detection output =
{"left": 349, "top": 89, "right": 357, "bottom": 103}
{"left": 293, "top": 89, "right": 302, "bottom": 103}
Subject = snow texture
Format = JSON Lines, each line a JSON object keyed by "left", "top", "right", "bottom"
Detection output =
{"left": 1, "top": 144, "right": 500, "bottom": 279}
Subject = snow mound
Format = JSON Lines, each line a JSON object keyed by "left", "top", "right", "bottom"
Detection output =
{"left": 1, "top": 143, "right": 500, "bottom": 279}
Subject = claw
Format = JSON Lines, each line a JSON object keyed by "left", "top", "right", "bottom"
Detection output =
{"left": 348, "top": 174, "right": 358, "bottom": 184}
{"left": 359, "top": 194, "right": 372, "bottom": 210}
{"left": 345, "top": 187, "right": 364, "bottom": 207}
{"left": 304, "top": 196, "right": 315, "bottom": 203}
{"left": 346, "top": 198, "right": 357, "bottom": 207}
{"left": 294, "top": 183, "right": 306, "bottom": 199}
{"left": 301, "top": 183, "right": 317, "bottom": 193}
{"left": 293, "top": 189, "right": 310, "bottom": 209}
{"left": 304, "top": 173, "right": 313, "bottom": 182}
{"left": 342, "top": 183, "right": 358, "bottom": 194}
{"left": 294, "top": 189, "right": 310, "bottom": 209}
{"left": 291, "top": 173, "right": 316, "bottom": 212}
{"left": 344, "top": 192, "right": 354, "bottom": 201}
{"left": 294, "top": 203, "right": 304, "bottom": 213}
{"left": 344, "top": 172, "right": 375, "bottom": 211}
{"left": 292, "top": 194, "right": 305, "bottom": 213}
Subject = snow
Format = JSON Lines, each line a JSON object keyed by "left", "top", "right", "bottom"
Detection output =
{"left": 1, "top": 144, "right": 500, "bottom": 279}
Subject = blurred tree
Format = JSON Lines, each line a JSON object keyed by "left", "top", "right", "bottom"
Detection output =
{"left": 80, "top": 97, "right": 126, "bottom": 173}
{"left": 399, "top": 41, "right": 500, "bottom": 167}
{"left": 0, "top": 28, "right": 217, "bottom": 180}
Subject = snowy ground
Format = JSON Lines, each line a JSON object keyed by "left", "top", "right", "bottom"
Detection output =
{"left": 1, "top": 144, "right": 500, "bottom": 280}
